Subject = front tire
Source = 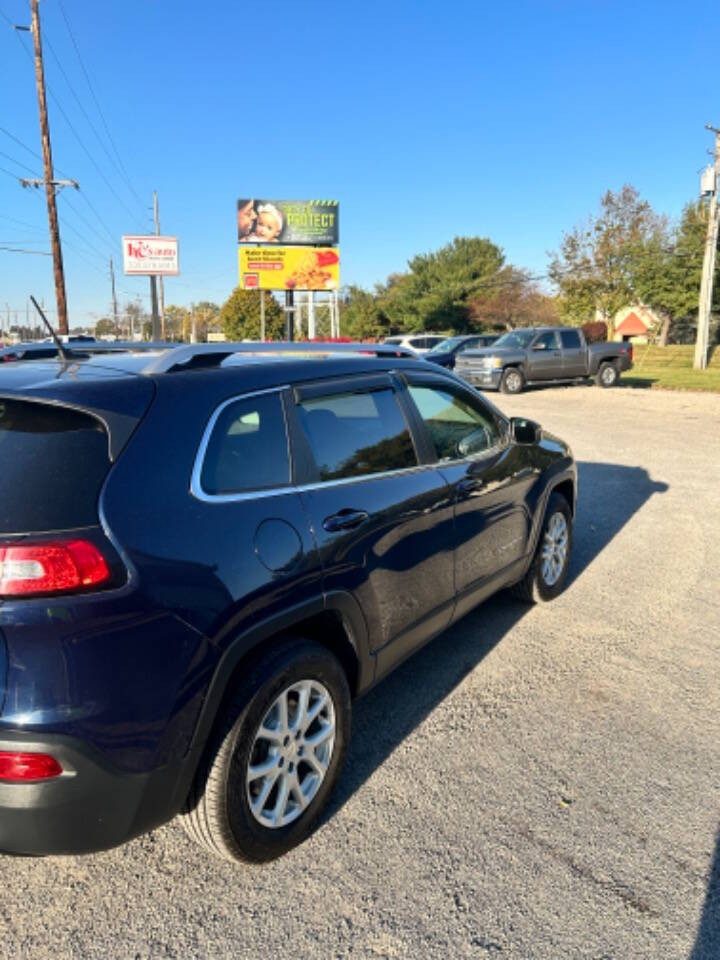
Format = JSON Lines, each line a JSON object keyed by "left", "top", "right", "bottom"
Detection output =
{"left": 511, "top": 492, "right": 573, "bottom": 603}
{"left": 500, "top": 367, "right": 525, "bottom": 394}
{"left": 596, "top": 361, "right": 620, "bottom": 387}
{"left": 181, "top": 638, "right": 351, "bottom": 862}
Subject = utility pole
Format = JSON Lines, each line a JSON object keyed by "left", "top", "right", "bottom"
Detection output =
{"left": 152, "top": 191, "right": 165, "bottom": 339}
{"left": 29, "top": 0, "right": 69, "bottom": 334}
{"left": 109, "top": 257, "right": 119, "bottom": 331}
{"left": 694, "top": 124, "right": 720, "bottom": 370}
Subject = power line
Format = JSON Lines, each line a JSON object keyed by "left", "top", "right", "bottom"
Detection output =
{"left": 0, "top": 213, "right": 46, "bottom": 231}
{"left": 0, "top": 245, "right": 51, "bottom": 255}
{"left": 0, "top": 125, "right": 66, "bottom": 171}
{"left": 10, "top": 26, "right": 143, "bottom": 229}
{"left": 59, "top": 192, "right": 117, "bottom": 252}
{"left": 0, "top": 148, "right": 40, "bottom": 176}
{"left": 57, "top": 0, "right": 147, "bottom": 216}
{"left": 0, "top": 126, "right": 123, "bottom": 250}
{"left": 0, "top": 163, "right": 24, "bottom": 180}
{"left": 43, "top": 29, "right": 147, "bottom": 219}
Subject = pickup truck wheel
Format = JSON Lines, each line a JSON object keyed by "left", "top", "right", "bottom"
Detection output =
{"left": 596, "top": 362, "right": 620, "bottom": 387}
{"left": 511, "top": 492, "right": 572, "bottom": 603}
{"left": 180, "top": 638, "right": 351, "bottom": 862}
{"left": 500, "top": 368, "right": 525, "bottom": 394}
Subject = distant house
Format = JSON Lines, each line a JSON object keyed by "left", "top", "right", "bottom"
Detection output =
{"left": 612, "top": 305, "right": 661, "bottom": 343}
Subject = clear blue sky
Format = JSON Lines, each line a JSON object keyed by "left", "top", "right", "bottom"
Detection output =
{"left": 0, "top": 0, "right": 717, "bottom": 329}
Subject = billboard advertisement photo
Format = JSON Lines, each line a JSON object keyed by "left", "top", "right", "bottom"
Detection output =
{"left": 122, "top": 236, "right": 179, "bottom": 275}
{"left": 239, "top": 247, "right": 340, "bottom": 291}
{"left": 237, "top": 199, "right": 339, "bottom": 246}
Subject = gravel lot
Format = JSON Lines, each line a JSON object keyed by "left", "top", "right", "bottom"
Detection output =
{"left": 2, "top": 384, "right": 719, "bottom": 960}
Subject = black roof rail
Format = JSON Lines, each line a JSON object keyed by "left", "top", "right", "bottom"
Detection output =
{"left": 140, "top": 341, "right": 418, "bottom": 375}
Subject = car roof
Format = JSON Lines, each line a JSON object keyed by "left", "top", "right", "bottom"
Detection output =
{"left": 0, "top": 343, "right": 433, "bottom": 392}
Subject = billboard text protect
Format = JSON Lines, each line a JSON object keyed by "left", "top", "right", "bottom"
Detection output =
{"left": 237, "top": 200, "right": 339, "bottom": 246}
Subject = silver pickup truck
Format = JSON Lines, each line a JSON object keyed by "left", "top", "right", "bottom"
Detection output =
{"left": 454, "top": 326, "right": 633, "bottom": 394}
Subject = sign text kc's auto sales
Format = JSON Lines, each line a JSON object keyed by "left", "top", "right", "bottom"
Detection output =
{"left": 122, "top": 236, "right": 179, "bottom": 275}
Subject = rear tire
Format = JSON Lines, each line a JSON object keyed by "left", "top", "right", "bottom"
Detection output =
{"left": 181, "top": 638, "right": 351, "bottom": 862}
{"left": 500, "top": 367, "right": 525, "bottom": 394}
{"left": 596, "top": 362, "right": 619, "bottom": 387}
{"left": 511, "top": 492, "right": 573, "bottom": 603}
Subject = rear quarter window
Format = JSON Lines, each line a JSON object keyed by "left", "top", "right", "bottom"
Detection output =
{"left": 0, "top": 399, "right": 110, "bottom": 534}
{"left": 199, "top": 391, "right": 290, "bottom": 495}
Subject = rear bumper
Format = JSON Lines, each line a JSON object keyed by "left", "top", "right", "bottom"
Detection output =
{"left": 0, "top": 731, "right": 182, "bottom": 855}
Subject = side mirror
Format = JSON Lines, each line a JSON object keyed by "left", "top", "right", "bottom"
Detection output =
{"left": 511, "top": 417, "right": 541, "bottom": 445}
{"left": 532, "top": 341, "right": 547, "bottom": 351}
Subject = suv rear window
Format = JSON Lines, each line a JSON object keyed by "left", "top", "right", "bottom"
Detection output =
{"left": 0, "top": 399, "right": 110, "bottom": 534}
{"left": 297, "top": 388, "right": 416, "bottom": 482}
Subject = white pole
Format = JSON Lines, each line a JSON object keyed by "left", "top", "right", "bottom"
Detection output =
{"left": 308, "top": 290, "right": 316, "bottom": 339}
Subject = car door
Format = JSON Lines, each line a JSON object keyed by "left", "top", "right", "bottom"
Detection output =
{"left": 288, "top": 373, "right": 456, "bottom": 663}
{"left": 526, "top": 330, "right": 562, "bottom": 380}
{"left": 559, "top": 328, "right": 586, "bottom": 377}
{"left": 401, "top": 372, "right": 534, "bottom": 622}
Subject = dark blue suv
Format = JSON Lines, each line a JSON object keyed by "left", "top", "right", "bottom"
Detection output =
{"left": 0, "top": 343, "right": 576, "bottom": 862}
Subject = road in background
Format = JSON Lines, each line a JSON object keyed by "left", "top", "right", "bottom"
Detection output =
{"left": 1, "top": 384, "right": 719, "bottom": 959}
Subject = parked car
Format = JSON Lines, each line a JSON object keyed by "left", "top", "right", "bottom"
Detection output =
{"left": 0, "top": 342, "right": 576, "bottom": 862}
{"left": 455, "top": 327, "right": 633, "bottom": 393}
{"left": 425, "top": 333, "right": 499, "bottom": 369}
{"left": 383, "top": 334, "right": 446, "bottom": 354}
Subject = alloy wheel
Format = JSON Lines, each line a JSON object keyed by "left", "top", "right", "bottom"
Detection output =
{"left": 540, "top": 512, "right": 569, "bottom": 586}
{"left": 246, "top": 680, "right": 336, "bottom": 829}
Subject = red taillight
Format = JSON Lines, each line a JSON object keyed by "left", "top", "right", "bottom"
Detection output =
{"left": 0, "top": 539, "right": 110, "bottom": 597}
{"left": 628, "top": 344, "right": 634, "bottom": 362}
{"left": 0, "top": 752, "right": 63, "bottom": 781}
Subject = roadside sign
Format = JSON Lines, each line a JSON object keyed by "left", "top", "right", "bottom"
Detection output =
{"left": 122, "top": 236, "right": 179, "bottom": 275}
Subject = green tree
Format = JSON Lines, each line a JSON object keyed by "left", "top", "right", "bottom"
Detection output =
{"left": 219, "top": 288, "right": 284, "bottom": 340}
{"left": 192, "top": 301, "right": 221, "bottom": 341}
{"left": 95, "top": 317, "right": 119, "bottom": 338}
{"left": 549, "top": 185, "right": 668, "bottom": 335}
{"left": 163, "top": 305, "right": 190, "bottom": 341}
{"left": 340, "top": 285, "right": 391, "bottom": 339}
{"left": 381, "top": 236, "right": 506, "bottom": 332}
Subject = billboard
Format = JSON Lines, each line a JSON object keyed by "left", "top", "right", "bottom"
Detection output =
{"left": 237, "top": 199, "right": 339, "bottom": 246}
{"left": 239, "top": 247, "right": 340, "bottom": 291}
{"left": 122, "top": 236, "right": 179, "bottom": 275}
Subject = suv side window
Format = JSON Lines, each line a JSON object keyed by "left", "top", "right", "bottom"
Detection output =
{"left": 532, "top": 331, "right": 560, "bottom": 350}
{"left": 559, "top": 329, "right": 581, "bottom": 349}
{"left": 407, "top": 383, "right": 502, "bottom": 460}
{"left": 200, "top": 391, "right": 290, "bottom": 495}
{"left": 297, "top": 388, "right": 416, "bottom": 482}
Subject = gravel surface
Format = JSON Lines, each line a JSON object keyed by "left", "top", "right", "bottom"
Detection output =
{"left": 2, "top": 383, "right": 719, "bottom": 960}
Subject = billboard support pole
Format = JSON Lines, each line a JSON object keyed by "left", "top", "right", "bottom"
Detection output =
{"left": 308, "top": 291, "right": 315, "bottom": 340}
{"left": 260, "top": 290, "right": 266, "bottom": 341}
{"left": 285, "top": 290, "right": 294, "bottom": 341}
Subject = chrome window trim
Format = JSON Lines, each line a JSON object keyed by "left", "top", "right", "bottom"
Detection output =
{"left": 190, "top": 386, "right": 293, "bottom": 503}
{"left": 191, "top": 378, "right": 511, "bottom": 506}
